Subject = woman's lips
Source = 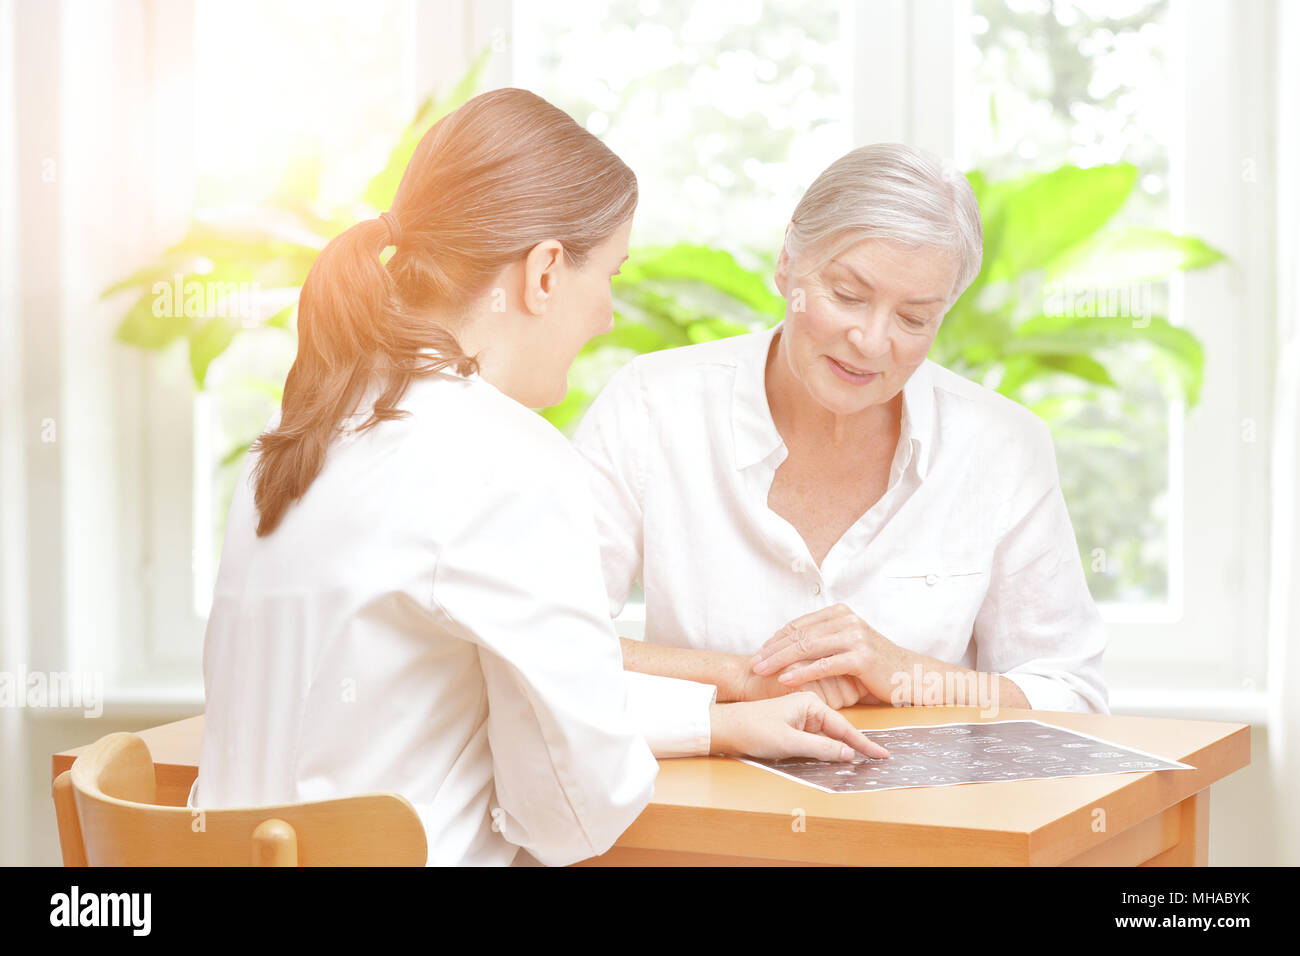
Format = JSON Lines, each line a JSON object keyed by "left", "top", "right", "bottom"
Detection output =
{"left": 826, "top": 355, "right": 880, "bottom": 385}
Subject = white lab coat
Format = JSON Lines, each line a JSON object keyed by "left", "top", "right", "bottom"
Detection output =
{"left": 192, "top": 365, "right": 714, "bottom": 866}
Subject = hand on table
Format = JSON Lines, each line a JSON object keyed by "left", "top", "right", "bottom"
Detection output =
{"left": 709, "top": 693, "right": 890, "bottom": 761}
{"left": 748, "top": 604, "right": 908, "bottom": 704}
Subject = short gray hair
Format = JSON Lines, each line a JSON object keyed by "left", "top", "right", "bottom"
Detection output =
{"left": 783, "top": 143, "right": 983, "bottom": 306}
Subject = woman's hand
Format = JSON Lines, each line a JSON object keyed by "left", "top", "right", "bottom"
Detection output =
{"left": 748, "top": 604, "right": 909, "bottom": 703}
{"left": 708, "top": 694, "right": 890, "bottom": 761}
{"left": 731, "top": 660, "right": 882, "bottom": 709}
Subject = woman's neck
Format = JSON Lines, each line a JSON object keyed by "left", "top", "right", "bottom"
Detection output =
{"left": 764, "top": 327, "right": 902, "bottom": 451}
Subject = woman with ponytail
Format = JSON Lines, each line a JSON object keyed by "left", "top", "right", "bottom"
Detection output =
{"left": 192, "top": 89, "right": 885, "bottom": 867}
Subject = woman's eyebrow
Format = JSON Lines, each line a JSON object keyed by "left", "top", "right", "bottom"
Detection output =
{"left": 828, "top": 259, "right": 945, "bottom": 305}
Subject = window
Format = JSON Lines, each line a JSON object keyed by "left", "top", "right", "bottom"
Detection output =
{"left": 188, "top": 0, "right": 416, "bottom": 618}
{"left": 94, "top": 0, "right": 1272, "bottom": 705}
{"left": 514, "top": 0, "right": 1273, "bottom": 700}
{"left": 961, "top": 0, "right": 1182, "bottom": 611}
{"left": 125, "top": 0, "right": 506, "bottom": 681}
{"left": 514, "top": 0, "right": 851, "bottom": 253}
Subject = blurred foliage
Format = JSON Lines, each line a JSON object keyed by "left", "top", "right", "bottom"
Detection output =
{"left": 106, "top": 47, "right": 493, "bottom": 391}
{"left": 545, "top": 161, "right": 1222, "bottom": 432}
{"left": 106, "top": 25, "right": 1223, "bottom": 607}
{"left": 969, "top": 0, "right": 1188, "bottom": 602}
{"left": 971, "top": 0, "right": 1172, "bottom": 184}
{"left": 104, "top": 48, "right": 1222, "bottom": 462}
{"left": 516, "top": 0, "right": 847, "bottom": 252}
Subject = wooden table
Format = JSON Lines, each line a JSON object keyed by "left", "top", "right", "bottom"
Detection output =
{"left": 52, "top": 705, "right": 1250, "bottom": 866}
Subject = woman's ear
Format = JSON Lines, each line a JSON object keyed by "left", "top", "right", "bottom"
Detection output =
{"left": 523, "top": 240, "right": 564, "bottom": 316}
{"left": 774, "top": 239, "right": 792, "bottom": 298}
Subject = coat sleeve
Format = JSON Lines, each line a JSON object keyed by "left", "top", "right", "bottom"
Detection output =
{"left": 570, "top": 361, "right": 647, "bottom": 619}
{"left": 572, "top": 362, "right": 718, "bottom": 757}
{"left": 623, "top": 671, "right": 715, "bottom": 758}
{"left": 430, "top": 435, "right": 659, "bottom": 866}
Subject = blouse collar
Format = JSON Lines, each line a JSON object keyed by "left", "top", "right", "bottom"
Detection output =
{"left": 731, "top": 321, "right": 935, "bottom": 480}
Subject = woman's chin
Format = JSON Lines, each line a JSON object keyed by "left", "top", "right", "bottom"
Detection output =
{"left": 811, "top": 377, "right": 887, "bottom": 416}
{"left": 528, "top": 380, "right": 569, "bottom": 410}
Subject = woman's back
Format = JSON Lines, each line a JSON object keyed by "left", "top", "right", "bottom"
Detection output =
{"left": 195, "top": 369, "right": 659, "bottom": 866}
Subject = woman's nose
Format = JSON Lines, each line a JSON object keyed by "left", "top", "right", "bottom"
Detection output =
{"left": 846, "top": 311, "right": 891, "bottom": 357}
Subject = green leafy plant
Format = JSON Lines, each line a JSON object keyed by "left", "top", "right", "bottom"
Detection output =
{"left": 105, "top": 50, "right": 1224, "bottom": 459}
{"left": 105, "top": 49, "right": 492, "bottom": 391}
{"left": 547, "top": 161, "right": 1223, "bottom": 432}
{"left": 937, "top": 164, "right": 1221, "bottom": 418}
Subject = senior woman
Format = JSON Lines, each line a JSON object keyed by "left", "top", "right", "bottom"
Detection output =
{"left": 571, "top": 143, "right": 1108, "bottom": 715}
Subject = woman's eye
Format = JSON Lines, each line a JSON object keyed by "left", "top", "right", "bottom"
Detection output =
{"left": 900, "top": 314, "right": 927, "bottom": 329}
{"left": 833, "top": 289, "right": 863, "bottom": 305}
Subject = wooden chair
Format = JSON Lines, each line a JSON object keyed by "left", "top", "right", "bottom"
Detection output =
{"left": 52, "top": 732, "right": 427, "bottom": 866}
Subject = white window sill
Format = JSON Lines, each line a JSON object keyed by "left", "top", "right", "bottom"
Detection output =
{"left": 23, "top": 683, "right": 204, "bottom": 723}
{"left": 26, "top": 682, "right": 1267, "bottom": 729}
{"left": 1107, "top": 689, "right": 1267, "bottom": 725}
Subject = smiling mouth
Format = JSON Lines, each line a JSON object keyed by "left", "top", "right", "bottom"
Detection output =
{"left": 827, "top": 356, "right": 880, "bottom": 380}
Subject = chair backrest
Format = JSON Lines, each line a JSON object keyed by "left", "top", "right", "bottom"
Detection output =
{"left": 53, "top": 732, "right": 427, "bottom": 866}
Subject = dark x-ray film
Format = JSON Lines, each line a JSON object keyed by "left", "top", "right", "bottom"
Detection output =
{"left": 736, "top": 719, "right": 1195, "bottom": 794}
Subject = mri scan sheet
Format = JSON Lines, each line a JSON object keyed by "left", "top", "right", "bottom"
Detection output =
{"left": 736, "top": 719, "right": 1195, "bottom": 794}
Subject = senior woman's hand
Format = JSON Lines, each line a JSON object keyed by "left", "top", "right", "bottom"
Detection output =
{"left": 748, "top": 604, "right": 910, "bottom": 703}
{"left": 748, "top": 603, "right": 1032, "bottom": 711}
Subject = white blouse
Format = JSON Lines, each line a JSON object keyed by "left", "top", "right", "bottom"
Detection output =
{"left": 193, "top": 367, "right": 714, "bottom": 867}
{"left": 571, "top": 322, "right": 1109, "bottom": 714}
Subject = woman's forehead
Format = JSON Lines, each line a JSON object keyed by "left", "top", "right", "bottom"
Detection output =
{"left": 816, "top": 238, "right": 958, "bottom": 297}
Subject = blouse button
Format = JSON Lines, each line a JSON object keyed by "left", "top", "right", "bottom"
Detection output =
{"left": 925, "top": 573, "right": 939, "bottom": 586}
{"left": 811, "top": 583, "right": 822, "bottom": 596}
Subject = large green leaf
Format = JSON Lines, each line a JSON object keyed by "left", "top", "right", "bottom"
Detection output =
{"left": 189, "top": 316, "right": 239, "bottom": 389}
{"left": 1008, "top": 313, "right": 1204, "bottom": 406}
{"left": 982, "top": 163, "right": 1138, "bottom": 283}
{"left": 101, "top": 223, "right": 320, "bottom": 302}
{"left": 615, "top": 244, "right": 785, "bottom": 318}
{"left": 1046, "top": 226, "right": 1227, "bottom": 285}
{"left": 114, "top": 264, "right": 256, "bottom": 350}
{"left": 998, "top": 352, "right": 1117, "bottom": 397}
{"left": 593, "top": 316, "right": 686, "bottom": 353}
{"left": 686, "top": 317, "right": 752, "bottom": 343}
{"left": 101, "top": 256, "right": 200, "bottom": 300}
{"left": 163, "top": 222, "right": 322, "bottom": 273}
{"left": 114, "top": 291, "right": 195, "bottom": 349}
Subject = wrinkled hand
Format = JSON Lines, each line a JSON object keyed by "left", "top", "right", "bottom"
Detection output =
{"left": 749, "top": 604, "right": 908, "bottom": 703}
{"left": 709, "top": 693, "right": 890, "bottom": 761}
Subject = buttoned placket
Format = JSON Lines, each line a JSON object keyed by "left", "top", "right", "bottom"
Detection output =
{"left": 745, "top": 443, "right": 920, "bottom": 612}
{"left": 740, "top": 443, "right": 830, "bottom": 610}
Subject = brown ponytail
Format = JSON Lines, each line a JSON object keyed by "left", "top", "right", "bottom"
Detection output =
{"left": 251, "top": 88, "right": 637, "bottom": 535}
